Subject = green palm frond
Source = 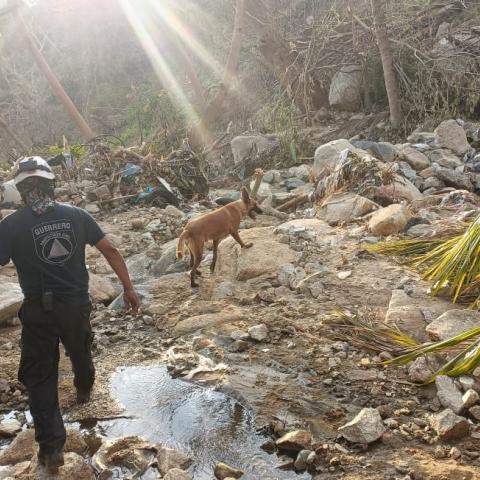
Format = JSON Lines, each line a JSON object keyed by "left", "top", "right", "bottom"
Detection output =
{"left": 385, "top": 327, "right": 480, "bottom": 382}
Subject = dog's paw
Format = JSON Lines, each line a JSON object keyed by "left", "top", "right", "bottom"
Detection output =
{"left": 244, "top": 242, "right": 253, "bottom": 248}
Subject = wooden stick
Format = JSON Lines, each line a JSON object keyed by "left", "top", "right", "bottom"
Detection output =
{"left": 250, "top": 168, "right": 264, "bottom": 198}
{"left": 277, "top": 194, "right": 309, "bottom": 212}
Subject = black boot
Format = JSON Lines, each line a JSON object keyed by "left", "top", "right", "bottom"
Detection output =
{"left": 76, "top": 388, "right": 91, "bottom": 405}
{"left": 38, "top": 448, "right": 64, "bottom": 472}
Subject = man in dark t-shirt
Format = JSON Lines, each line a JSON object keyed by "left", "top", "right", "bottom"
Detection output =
{"left": 0, "top": 157, "right": 140, "bottom": 472}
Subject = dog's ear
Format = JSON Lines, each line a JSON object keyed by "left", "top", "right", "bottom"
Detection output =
{"left": 240, "top": 187, "right": 250, "bottom": 204}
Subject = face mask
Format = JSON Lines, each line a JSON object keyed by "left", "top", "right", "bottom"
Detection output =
{"left": 17, "top": 178, "right": 55, "bottom": 215}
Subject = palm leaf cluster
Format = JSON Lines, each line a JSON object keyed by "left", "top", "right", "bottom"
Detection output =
{"left": 325, "top": 309, "right": 480, "bottom": 381}
{"left": 368, "top": 216, "right": 480, "bottom": 306}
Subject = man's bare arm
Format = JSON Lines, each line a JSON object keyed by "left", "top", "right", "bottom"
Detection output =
{"left": 95, "top": 237, "right": 140, "bottom": 314}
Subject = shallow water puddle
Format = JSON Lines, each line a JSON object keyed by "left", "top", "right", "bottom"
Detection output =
{"left": 98, "top": 365, "right": 309, "bottom": 479}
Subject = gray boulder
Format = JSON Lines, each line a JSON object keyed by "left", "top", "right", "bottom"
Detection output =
{"left": 429, "top": 409, "right": 470, "bottom": 441}
{"left": 351, "top": 140, "right": 399, "bottom": 163}
{"left": 426, "top": 310, "right": 480, "bottom": 341}
{"left": 435, "top": 375, "right": 464, "bottom": 414}
{"left": 317, "top": 192, "right": 378, "bottom": 226}
{"left": 231, "top": 135, "right": 279, "bottom": 166}
{"left": 434, "top": 119, "right": 471, "bottom": 156}
{"left": 329, "top": 65, "right": 363, "bottom": 111}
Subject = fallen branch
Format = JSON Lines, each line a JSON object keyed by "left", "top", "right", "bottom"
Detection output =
{"left": 277, "top": 194, "right": 309, "bottom": 212}
{"left": 250, "top": 168, "right": 264, "bottom": 198}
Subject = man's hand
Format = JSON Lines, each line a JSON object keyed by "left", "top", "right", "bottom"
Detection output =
{"left": 96, "top": 237, "right": 140, "bottom": 315}
{"left": 123, "top": 288, "right": 140, "bottom": 315}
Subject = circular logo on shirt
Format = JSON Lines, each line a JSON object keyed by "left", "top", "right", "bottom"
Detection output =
{"left": 32, "top": 220, "right": 77, "bottom": 265}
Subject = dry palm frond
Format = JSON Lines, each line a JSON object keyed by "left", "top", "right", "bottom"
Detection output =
{"left": 385, "top": 327, "right": 480, "bottom": 382}
{"left": 324, "top": 308, "right": 419, "bottom": 356}
{"left": 367, "top": 239, "right": 443, "bottom": 258}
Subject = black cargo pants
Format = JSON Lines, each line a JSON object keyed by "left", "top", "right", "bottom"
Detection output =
{"left": 18, "top": 298, "right": 94, "bottom": 454}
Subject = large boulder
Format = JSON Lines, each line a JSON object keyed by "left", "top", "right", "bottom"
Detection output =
{"left": 351, "top": 140, "right": 399, "bottom": 163}
{"left": 0, "top": 179, "right": 22, "bottom": 206}
{"left": 398, "top": 145, "right": 431, "bottom": 171}
{"left": 276, "top": 430, "right": 312, "bottom": 452}
{"left": 434, "top": 119, "right": 471, "bottom": 156}
{"left": 231, "top": 135, "right": 279, "bottom": 166}
{"left": 153, "top": 242, "right": 189, "bottom": 276}
{"left": 89, "top": 273, "right": 117, "bottom": 304}
{"left": 427, "top": 149, "right": 463, "bottom": 169}
{"left": 372, "top": 175, "right": 423, "bottom": 203}
{"left": 157, "top": 447, "right": 192, "bottom": 476}
{"left": 328, "top": 65, "right": 363, "bottom": 111}
{"left": 313, "top": 139, "right": 362, "bottom": 176}
{"left": 24, "top": 452, "right": 95, "bottom": 480}
{"left": 368, "top": 204, "right": 409, "bottom": 236}
{"left": 318, "top": 192, "right": 378, "bottom": 226}
{"left": 0, "top": 281, "right": 22, "bottom": 326}
{"left": 429, "top": 409, "right": 470, "bottom": 441}
{"left": 217, "top": 227, "right": 300, "bottom": 281}
{"left": 426, "top": 310, "right": 480, "bottom": 341}
{"left": 431, "top": 165, "right": 473, "bottom": 191}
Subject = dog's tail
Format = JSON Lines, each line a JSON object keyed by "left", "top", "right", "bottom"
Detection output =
{"left": 176, "top": 230, "right": 189, "bottom": 259}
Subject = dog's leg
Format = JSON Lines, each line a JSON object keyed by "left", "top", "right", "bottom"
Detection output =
{"left": 210, "top": 240, "right": 219, "bottom": 272}
{"left": 188, "top": 247, "right": 202, "bottom": 277}
{"left": 231, "top": 231, "right": 253, "bottom": 249}
{"left": 190, "top": 242, "right": 204, "bottom": 287}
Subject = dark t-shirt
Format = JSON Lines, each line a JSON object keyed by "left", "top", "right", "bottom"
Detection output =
{"left": 0, "top": 203, "right": 105, "bottom": 305}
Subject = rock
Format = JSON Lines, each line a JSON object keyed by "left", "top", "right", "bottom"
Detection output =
{"left": 276, "top": 430, "right": 312, "bottom": 452}
{"left": 153, "top": 243, "right": 188, "bottom": 276}
{"left": 338, "top": 408, "right": 386, "bottom": 444}
{"left": 288, "top": 165, "right": 311, "bottom": 181}
{"left": 351, "top": 140, "right": 399, "bottom": 163}
{"left": 429, "top": 409, "right": 470, "bottom": 441}
{"left": 385, "top": 290, "right": 427, "bottom": 343}
{"left": 284, "top": 178, "right": 305, "bottom": 191}
{"left": 263, "top": 169, "right": 282, "bottom": 184}
{"left": 469, "top": 405, "right": 480, "bottom": 421}
{"left": 0, "top": 419, "right": 21, "bottom": 438}
{"left": 449, "top": 446, "right": 462, "bottom": 460}
{"left": 395, "top": 161, "right": 417, "bottom": 180}
{"left": 0, "top": 179, "right": 22, "bottom": 206}
{"left": 88, "top": 273, "right": 117, "bottom": 304}
{"left": 231, "top": 134, "right": 279, "bottom": 166}
{"left": 174, "top": 307, "right": 245, "bottom": 336}
{"left": 146, "top": 219, "right": 163, "bottom": 232}
{"left": 458, "top": 375, "right": 476, "bottom": 392}
{"left": 432, "top": 165, "right": 473, "bottom": 190}
{"left": 408, "top": 356, "right": 433, "bottom": 383}
{"left": 164, "top": 468, "right": 193, "bottom": 480}
{"left": 373, "top": 175, "right": 423, "bottom": 203}
{"left": 462, "top": 389, "right": 479, "bottom": 408}
{"left": 126, "top": 253, "right": 155, "bottom": 283}
{"left": 422, "top": 176, "right": 445, "bottom": 191}
{"left": 427, "top": 149, "right": 463, "bottom": 169}
{"left": 318, "top": 192, "right": 378, "bottom": 226}
{"left": 24, "top": 452, "right": 95, "bottom": 480}
{"left": 130, "top": 218, "right": 145, "bottom": 230}
{"left": 248, "top": 324, "right": 268, "bottom": 341}
{"left": 406, "top": 223, "right": 434, "bottom": 238}
{"left": 0, "top": 428, "right": 86, "bottom": 466}
{"left": 165, "top": 205, "right": 185, "bottom": 218}
{"left": 436, "top": 376, "right": 464, "bottom": 414}
{"left": 313, "top": 139, "right": 362, "bottom": 176}
{"left": 0, "top": 282, "right": 22, "bottom": 326}
{"left": 434, "top": 119, "right": 471, "bottom": 156}
{"left": 328, "top": 65, "right": 363, "bottom": 111}
{"left": 214, "top": 462, "right": 244, "bottom": 479}
{"left": 368, "top": 204, "right": 409, "bottom": 236}
{"left": 276, "top": 455, "right": 295, "bottom": 470}
{"left": 94, "top": 185, "right": 111, "bottom": 201}
{"left": 230, "top": 330, "right": 250, "bottom": 341}
{"left": 85, "top": 203, "right": 100, "bottom": 214}
{"left": 398, "top": 145, "right": 431, "bottom": 171}
{"left": 217, "top": 227, "right": 299, "bottom": 281}
{"left": 294, "top": 450, "right": 312, "bottom": 471}
{"left": 426, "top": 310, "right": 480, "bottom": 341}
{"left": 278, "top": 263, "right": 296, "bottom": 287}
{"left": 275, "top": 218, "right": 332, "bottom": 238}
{"left": 157, "top": 447, "right": 192, "bottom": 476}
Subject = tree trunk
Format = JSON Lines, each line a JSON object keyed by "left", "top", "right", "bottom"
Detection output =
{"left": 204, "top": 0, "right": 246, "bottom": 126}
{"left": 371, "top": 0, "right": 402, "bottom": 128}
{"left": 13, "top": 8, "right": 95, "bottom": 140}
{"left": 0, "top": 115, "right": 29, "bottom": 152}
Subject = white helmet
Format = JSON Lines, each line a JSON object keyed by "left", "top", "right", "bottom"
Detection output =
{"left": 14, "top": 157, "right": 56, "bottom": 186}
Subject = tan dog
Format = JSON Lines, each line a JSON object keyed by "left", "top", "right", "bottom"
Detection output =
{"left": 176, "top": 187, "right": 262, "bottom": 287}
